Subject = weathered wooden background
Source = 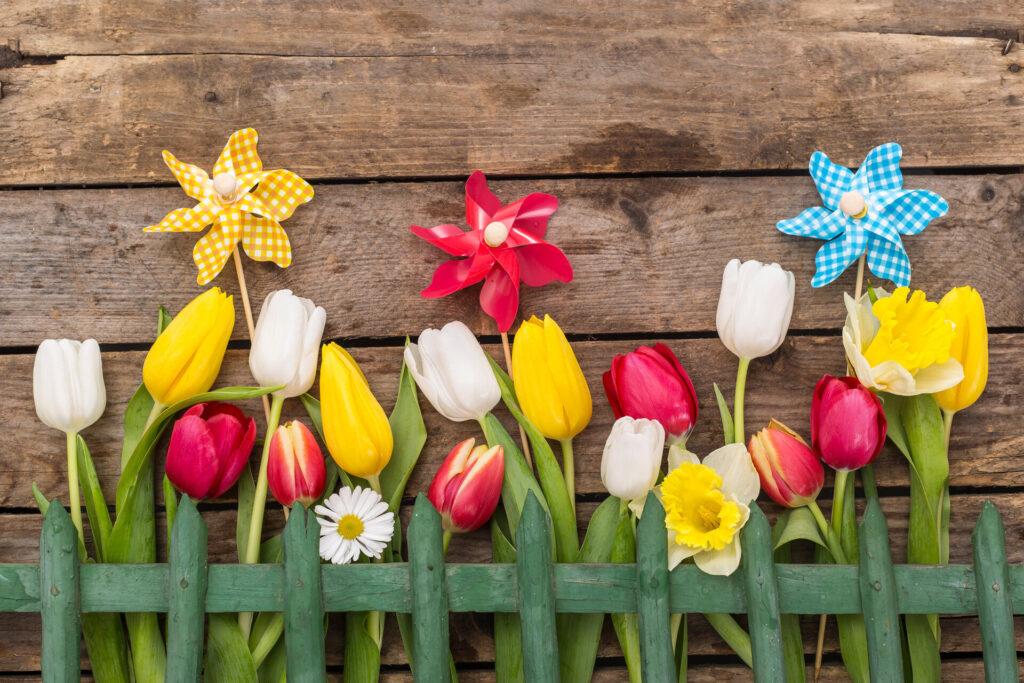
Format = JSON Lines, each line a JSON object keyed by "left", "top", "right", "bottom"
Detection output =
{"left": 2, "top": 1, "right": 1023, "bottom": 679}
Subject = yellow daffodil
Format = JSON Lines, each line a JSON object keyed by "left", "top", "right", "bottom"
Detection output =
{"left": 657, "top": 443, "right": 760, "bottom": 576}
{"left": 511, "top": 315, "right": 592, "bottom": 440}
{"left": 142, "top": 288, "right": 234, "bottom": 406}
{"left": 843, "top": 287, "right": 963, "bottom": 396}
{"left": 934, "top": 286, "right": 988, "bottom": 413}
{"left": 319, "top": 343, "right": 393, "bottom": 480}
{"left": 144, "top": 128, "right": 314, "bottom": 285}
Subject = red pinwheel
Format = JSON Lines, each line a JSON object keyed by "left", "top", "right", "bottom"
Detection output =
{"left": 411, "top": 171, "right": 574, "bottom": 332}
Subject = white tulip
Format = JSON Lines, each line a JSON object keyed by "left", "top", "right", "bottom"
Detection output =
{"left": 249, "top": 290, "right": 327, "bottom": 398}
{"left": 33, "top": 339, "right": 106, "bottom": 433}
{"left": 601, "top": 417, "right": 665, "bottom": 501}
{"left": 404, "top": 321, "right": 501, "bottom": 422}
{"left": 716, "top": 258, "right": 795, "bottom": 359}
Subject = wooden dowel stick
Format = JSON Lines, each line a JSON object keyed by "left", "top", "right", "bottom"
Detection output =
{"left": 232, "top": 247, "right": 272, "bottom": 423}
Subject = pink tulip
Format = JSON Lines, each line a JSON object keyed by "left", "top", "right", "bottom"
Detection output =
{"left": 165, "top": 402, "right": 256, "bottom": 500}
{"left": 748, "top": 420, "right": 824, "bottom": 508}
{"left": 811, "top": 375, "right": 887, "bottom": 471}
{"left": 602, "top": 344, "right": 699, "bottom": 441}
{"left": 428, "top": 438, "right": 504, "bottom": 533}
{"left": 268, "top": 420, "right": 327, "bottom": 507}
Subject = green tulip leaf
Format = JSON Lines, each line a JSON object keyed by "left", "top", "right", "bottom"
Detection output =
{"left": 713, "top": 383, "right": 735, "bottom": 446}
{"left": 76, "top": 436, "right": 112, "bottom": 562}
{"left": 481, "top": 412, "right": 549, "bottom": 538}
{"left": 610, "top": 509, "right": 642, "bottom": 683}
{"left": 205, "top": 613, "right": 259, "bottom": 682}
{"left": 31, "top": 483, "right": 50, "bottom": 515}
{"left": 379, "top": 347, "right": 428, "bottom": 513}
{"left": 772, "top": 507, "right": 827, "bottom": 552}
{"left": 488, "top": 355, "right": 578, "bottom": 562}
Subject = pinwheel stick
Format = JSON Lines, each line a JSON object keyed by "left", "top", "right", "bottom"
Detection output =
{"left": 232, "top": 246, "right": 272, "bottom": 423}
{"left": 501, "top": 330, "right": 533, "bottom": 468}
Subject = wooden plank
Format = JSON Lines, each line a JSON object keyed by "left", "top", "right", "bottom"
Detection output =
{"left": 2, "top": 175, "right": 1021, "bottom": 345}
{"left": 0, "top": 36, "right": 1021, "bottom": 184}
{"left": 165, "top": 496, "right": 207, "bottom": 682}
{"left": 283, "top": 505, "right": 327, "bottom": 680}
{"left": 38, "top": 504, "right": 79, "bottom": 683}
{"left": 5, "top": 1, "right": 1023, "bottom": 58}
{"left": 972, "top": 501, "right": 1018, "bottom": 680}
{"left": 4, "top": 332, "right": 1021, "bottom": 508}
{"left": 857, "top": 500, "right": 903, "bottom": 682}
{"left": 740, "top": 505, "right": 785, "bottom": 681}
{"left": 635, "top": 494, "right": 674, "bottom": 679}
{"left": 515, "top": 493, "right": 559, "bottom": 682}
{"left": 408, "top": 495, "right": 451, "bottom": 681}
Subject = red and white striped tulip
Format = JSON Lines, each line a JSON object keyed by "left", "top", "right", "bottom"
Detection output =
{"left": 427, "top": 438, "right": 504, "bottom": 533}
{"left": 748, "top": 419, "right": 824, "bottom": 509}
{"left": 268, "top": 420, "right": 327, "bottom": 507}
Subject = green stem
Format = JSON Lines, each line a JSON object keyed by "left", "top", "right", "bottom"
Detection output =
{"left": 733, "top": 357, "right": 751, "bottom": 444}
{"left": 240, "top": 393, "right": 285, "bottom": 638}
{"left": 861, "top": 466, "right": 878, "bottom": 503}
{"left": 144, "top": 400, "right": 164, "bottom": 432}
{"left": 65, "top": 431, "right": 84, "bottom": 547}
{"left": 442, "top": 529, "right": 452, "bottom": 555}
{"left": 367, "top": 473, "right": 382, "bottom": 494}
{"left": 559, "top": 438, "right": 576, "bottom": 515}
{"left": 830, "top": 469, "right": 850, "bottom": 537}
{"left": 808, "top": 500, "right": 848, "bottom": 564}
{"left": 942, "top": 409, "right": 955, "bottom": 450}
{"left": 704, "top": 613, "right": 753, "bottom": 668}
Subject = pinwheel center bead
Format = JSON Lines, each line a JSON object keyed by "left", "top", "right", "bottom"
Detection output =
{"left": 212, "top": 172, "right": 239, "bottom": 201}
{"left": 483, "top": 221, "right": 510, "bottom": 247}
{"left": 839, "top": 190, "right": 868, "bottom": 219}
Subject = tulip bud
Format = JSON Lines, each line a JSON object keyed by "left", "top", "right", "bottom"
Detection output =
{"left": 268, "top": 421, "right": 327, "bottom": 507}
{"left": 320, "top": 342, "right": 393, "bottom": 479}
{"left": 716, "top": 259, "right": 795, "bottom": 360}
{"left": 33, "top": 339, "right": 106, "bottom": 434}
{"left": 165, "top": 402, "right": 256, "bottom": 499}
{"left": 405, "top": 321, "right": 501, "bottom": 422}
{"left": 143, "top": 288, "right": 235, "bottom": 406}
{"left": 748, "top": 419, "right": 824, "bottom": 508}
{"left": 428, "top": 438, "right": 504, "bottom": 533}
{"left": 603, "top": 344, "right": 698, "bottom": 442}
{"left": 512, "top": 315, "right": 592, "bottom": 440}
{"left": 935, "top": 286, "right": 988, "bottom": 414}
{"left": 249, "top": 290, "right": 327, "bottom": 398}
{"left": 601, "top": 417, "right": 665, "bottom": 501}
{"left": 811, "top": 375, "right": 887, "bottom": 471}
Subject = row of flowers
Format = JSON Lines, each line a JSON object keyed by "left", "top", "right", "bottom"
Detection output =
{"left": 28, "top": 134, "right": 988, "bottom": 682}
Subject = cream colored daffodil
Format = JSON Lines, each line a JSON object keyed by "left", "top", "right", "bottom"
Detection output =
{"left": 645, "top": 443, "right": 760, "bottom": 576}
{"left": 843, "top": 288, "right": 963, "bottom": 396}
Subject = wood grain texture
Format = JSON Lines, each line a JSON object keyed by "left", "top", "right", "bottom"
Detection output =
{"left": 1, "top": 175, "right": 1021, "bottom": 346}
{"left": 5, "top": 1, "right": 1023, "bottom": 58}
{"left": 0, "top": 35, "right": 1020, "bottom": 184}
{"left": 3, "top": 333, "right": 1020, "bottom": 509}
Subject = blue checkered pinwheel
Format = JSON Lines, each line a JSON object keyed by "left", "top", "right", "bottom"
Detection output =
{"left": 776, "top": 143, "right": 948, "bottom": 288}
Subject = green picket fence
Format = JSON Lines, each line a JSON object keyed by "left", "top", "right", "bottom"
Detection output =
{"left": 1, "top": 492, "right": 1019, "bottom": 681}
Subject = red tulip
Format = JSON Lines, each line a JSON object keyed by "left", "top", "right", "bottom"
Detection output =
{"left": 811, "top": 375, "right": 887, "bottom": 471}
{"left": 602, "top": 344, "right": 698, "bottom": 441}
{"left": 748, "top": 420, "right": 824, "bottom": 508}
{"left": 268, "top": 420, "right": 327, "bottom": 507}
{"left": 428, "top": 438, "right": 504, "bottom": 533}
{"left": 165, "top": 402, "right": 256, "bottom": 500}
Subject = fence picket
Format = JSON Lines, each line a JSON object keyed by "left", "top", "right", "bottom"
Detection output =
{"left": 741, "top": 503, "right": 785, "bottom": 682}
{"left": 166, "top": 496, "right": 208, "bottom": 682}
{"left": 284, "top": 505, "right": 327, "bottom": 681}
{"left": 636, "top": 492, "right": 675, "bottom": 680}
{"left": 409, "top": 494, "right": 450, "bottom": 681}
{"left": 972, "top": 501, "right": 1017, "bottom": 680}
{"left": 857, "top": 499, "right": 903, "bottom": 682}
{"left": 40, "top": 503, "right": 80, "bottom": 683}
{"left": 516, "top": 492, "right": 559, "bottom": 682}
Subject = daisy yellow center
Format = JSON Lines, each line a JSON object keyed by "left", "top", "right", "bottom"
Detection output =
{"left": 661, "top": 462, "right": 742, "bottom": 552}
{"left": 337, "top": 514, "right": 364, "bottom": 540}
{"left": 863, "top": 287, "right": 954, "bottom": 374}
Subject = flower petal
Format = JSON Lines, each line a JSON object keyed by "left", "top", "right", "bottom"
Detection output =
{"left": 514, "top": 243, "right": 574, "bottom": 287}
{"left": 852, "top": 142, "right": 903, "bottom": 194}
{"left": 865, "top": 235, "right": 911, "bottom": 288}
{"left": 465, "top": 171, "right": 502, "bottom": 231}
{"left": 667, "top": 532, "right": 701, "bottom": 570}
{"left": 144, "top": 201, "right": 219, "bottom": 233}
{"left": 192, "top": 218, "right": 241, "bottom": 285}
{"left": 411, "top": 224, "right": 479, "bottom": 257}
{"left": 776, "top": 206, "right": 844, "bottom": 240}
{"left": 694, "top": 537, "right": 743, "bottom": 576}
{"left": 249, "top": 169, "right": 314, "bottom": 222}
{"left": 495, "top": 192, "right": 558, "bottom": 240}
{"left": 902, "top": 359, "right": 964, "bottom": 395}
{"left": 212, "top": 128, "right": 262, "bottom": 177}
{"left": 878, "top": 189, "right": 949, "bottom": 237}
{"left": 480, "top": 255, "right": 520, "bottom": 333}
{"left": 703, "top": 443, "right": 759, "bottom": 504}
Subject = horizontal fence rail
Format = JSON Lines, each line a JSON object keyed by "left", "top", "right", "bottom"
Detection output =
{"left": 4, "top": 495, "right": 1020, "bottom": 680}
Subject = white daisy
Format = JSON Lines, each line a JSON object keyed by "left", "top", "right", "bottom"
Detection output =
{"left": 314, "top": 486, "right": 395, "bottom": 565}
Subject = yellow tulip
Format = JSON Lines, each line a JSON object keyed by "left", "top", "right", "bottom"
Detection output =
{"left": 320, "top": 342, "right": 393, "bottom": 479}
{"left": 935, "top": 286, "right": 988, "bottom": 413}
{"left": 142, "top": 287, "right": 234, "bottom": 406}
{"left": 512, "top": 315, "right": 592, "bottom": 441}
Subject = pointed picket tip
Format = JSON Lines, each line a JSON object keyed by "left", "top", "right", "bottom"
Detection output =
{"left": 637, "top": 491, "right": 666, "bottom": 537}
{"left": 975, "top": 500, "right": 1003, "bottom": 533}
{"left": 42, "top": 501, "right": 73, "bottom": 536}
{"left": 521, "top": 489, "right": 545, "bottom": 523}
{"left": 173, "top": 495, "right": 202, "bottom": 529}
{"left": 743, "top": 501, "right": 771, "bottom": 540}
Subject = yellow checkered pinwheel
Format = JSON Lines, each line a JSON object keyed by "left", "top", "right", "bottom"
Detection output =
{"left": 145, "top": 128, "right": 314, "bottom": 285}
